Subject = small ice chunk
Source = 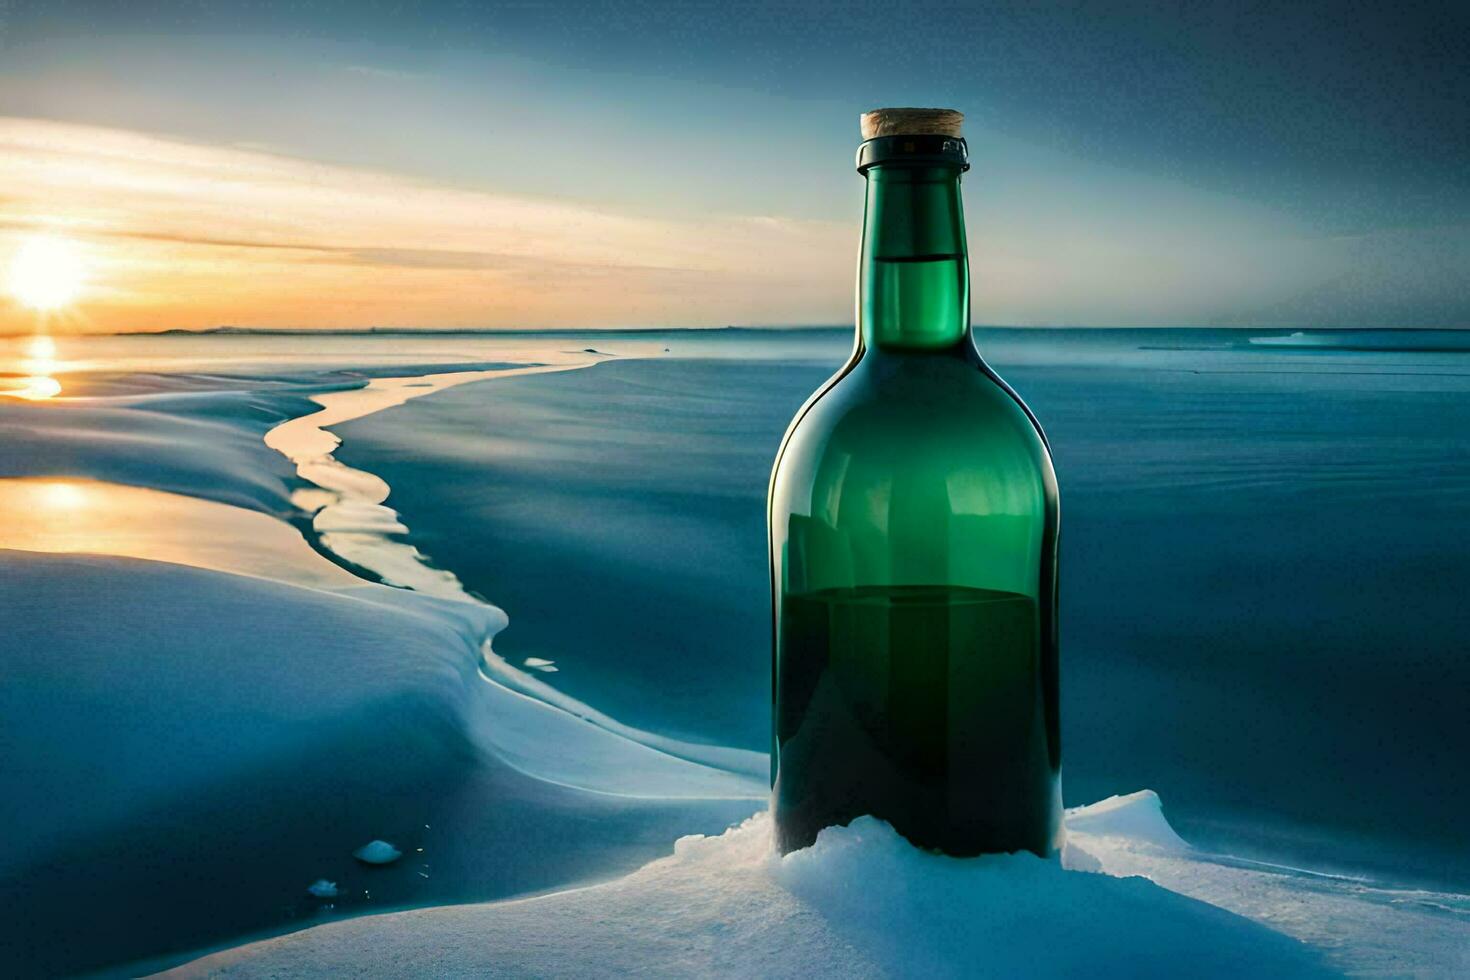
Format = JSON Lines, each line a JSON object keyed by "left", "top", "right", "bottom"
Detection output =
{"left": 1064, "top": 790, "right": 1189, "bottom": 852}
{"left": 353, "top": 840, "right": 403, "bottom": 865}
{"left": 524, "top": 657, "right": 558, "bottom": 673}
{"left": 306, "top": 879, "right": 338, "bottom": 898}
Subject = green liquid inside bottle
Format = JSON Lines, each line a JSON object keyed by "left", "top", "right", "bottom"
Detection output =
{"left": 768, "top": 127, "right": 1062, "bottom": 856}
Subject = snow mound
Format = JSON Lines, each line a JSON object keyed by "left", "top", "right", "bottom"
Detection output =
{"left": 170, "top": 799, "right": 1340, "bottom": 978}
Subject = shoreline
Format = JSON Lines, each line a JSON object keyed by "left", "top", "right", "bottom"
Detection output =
{"left": 0, "top": 351, "right": 769, "bottom": 975}
{"left": 264, "top": 359, "right": 587, "bottom": 597}
{"left": 259, "top": 355, "right": 768, "bottom": 795}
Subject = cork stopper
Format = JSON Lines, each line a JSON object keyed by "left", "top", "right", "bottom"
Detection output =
{"left": 860, "top": 107, "right": 964, "bottom": 140}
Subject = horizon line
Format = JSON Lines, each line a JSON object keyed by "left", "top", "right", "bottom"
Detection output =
{"left": 4, "top": 324, "right": 1465, "bottom": 339}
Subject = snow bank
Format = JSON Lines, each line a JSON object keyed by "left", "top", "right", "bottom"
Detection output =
{"left": 1064, "top": 793, "right": 1470, "bottom": 977}
{"left": 170, "top": 794, "right": 1359, "bottom": 978}
{"left": 0, "top": 386, "right": 311, "bottom": 514}
{"left": 0, "top": 362, "right": 765, "bottom": 973}
{"left": 0, "top": 549, "right": 491, "bottom": 869}
{"left": 0, "top": 548, "right": 756, "bottom": 975}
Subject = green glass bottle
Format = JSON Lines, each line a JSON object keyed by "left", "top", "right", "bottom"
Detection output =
{"left": 769, "top": 108, "right": 1061, "bottom": 857}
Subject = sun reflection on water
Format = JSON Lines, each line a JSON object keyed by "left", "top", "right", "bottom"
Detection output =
{"left": 9, "top": 376, "right": 63, "bottom": 399}
{"left": 0, "top": 478, "right": 362, "bottom": 588}
{"left": 35, "top": 480, "right": 87, "bottom": 509}
{"left": 1, "top": 334, "right": 63, "bottom": 400}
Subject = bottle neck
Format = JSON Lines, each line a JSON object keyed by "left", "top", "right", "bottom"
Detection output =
{"left": 857, "top": 165, "right": 971, "bottom": 353}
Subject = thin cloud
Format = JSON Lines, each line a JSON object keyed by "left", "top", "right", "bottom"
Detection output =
{"left": 343, "top": 64, "right": 431, "bottom": 81}
{"left": 0, "top": 116, "right": 852, "bottom": 331}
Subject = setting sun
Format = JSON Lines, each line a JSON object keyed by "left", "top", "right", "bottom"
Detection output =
{"left": 8, "top": 235, "right": 86, "bottom": 311}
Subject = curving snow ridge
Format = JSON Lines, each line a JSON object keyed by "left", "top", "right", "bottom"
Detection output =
{"left": 264, "top": 363, "right": 584, "bottom": 601}
{"left": 263, "top": 362, "right": 769, "bottom": 798}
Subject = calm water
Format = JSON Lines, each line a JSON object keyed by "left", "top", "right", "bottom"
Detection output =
{"left": 322, "top": 327, "right": 1470, "bottom": 888}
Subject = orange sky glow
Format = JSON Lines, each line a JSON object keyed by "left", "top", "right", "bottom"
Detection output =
{"left": 0, "top": 117, "right": 852, "bottom": 334}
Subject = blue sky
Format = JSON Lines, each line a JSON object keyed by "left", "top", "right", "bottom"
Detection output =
{"left": 1, "top": 1, "right": 1466, "bottom": 330}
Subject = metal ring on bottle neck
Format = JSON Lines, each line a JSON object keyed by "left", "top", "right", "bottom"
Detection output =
{"left": 856, "top": 135, "right": 970, "bottom": 174}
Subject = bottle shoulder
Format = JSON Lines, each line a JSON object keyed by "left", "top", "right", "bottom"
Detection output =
{"left": 774, "top": 350, "right": 1053, "bottom": 476}
{"left": 769, "top": 348, "right": 1059, "bottom": 598}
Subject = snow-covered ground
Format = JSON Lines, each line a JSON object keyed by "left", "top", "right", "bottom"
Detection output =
{"left": 0, "top": 350, "right": 764, "bottom": 974}
{"left": 168, "top": 791, "right": 1467, "bottom": 978}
